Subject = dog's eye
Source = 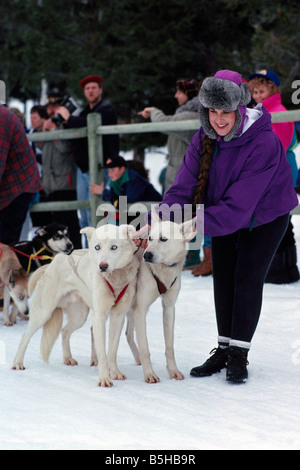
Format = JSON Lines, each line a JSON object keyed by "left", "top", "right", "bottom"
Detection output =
{"left": 19, "top": 296, "right": 24, "bottom": 301}
{"left": 159, "top": 236, "right": 168, "bottom": 242}
{"left": 95, "top": 245, "right": 100, "bottom": 251}
{"left": 111, "top": 245, "right": 118, "bottom": 250}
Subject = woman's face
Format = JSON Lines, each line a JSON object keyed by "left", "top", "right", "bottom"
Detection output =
{"left": 251, "top": 83, "right": 270, "bottom": 104}
{"left": 208, "top": 109, "right": 236, "bottom": 137}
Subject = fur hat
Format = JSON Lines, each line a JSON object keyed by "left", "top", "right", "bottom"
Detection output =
{"left": 198, "top": 70, "right": 251, "bottom": 141}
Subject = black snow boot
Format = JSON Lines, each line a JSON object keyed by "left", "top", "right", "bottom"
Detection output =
{"left": 190, "top": 347, "right": 228, "bottom": 377}
{"left": 226, "top": 347, "right": 249, "bottom": 383}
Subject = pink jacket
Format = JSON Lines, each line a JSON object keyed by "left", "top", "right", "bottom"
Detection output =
{"left": 262, "top": 93, "right": 294, "bottom": 152}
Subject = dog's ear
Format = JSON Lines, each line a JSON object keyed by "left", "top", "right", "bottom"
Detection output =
{"left": 180, "top": 217, "right": 197, "bottom": 241}
{"left": 35, "top": 227, "right": 47, "bottom": 237}
{"left": 119, "top": 224, "right": 136, "bottom": 240}
{"left": 80, "top": 227, "right": 95, "bottom": 243}
{"left": 150, "top": 208, "right": 161, "bottom": 225}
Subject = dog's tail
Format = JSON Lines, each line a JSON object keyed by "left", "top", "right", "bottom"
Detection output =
{"left": 40, "top": 308, "right": 63, "bottom": 363}
{"left": 28, "top": 265, "right": 48, "bottom": 296}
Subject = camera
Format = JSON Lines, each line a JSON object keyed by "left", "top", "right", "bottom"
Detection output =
{"left": 52, "top": 96, "right": 77, "bottom": 126}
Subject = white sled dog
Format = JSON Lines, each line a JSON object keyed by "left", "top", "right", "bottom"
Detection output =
{"left": 12, "top": 224, "right": 139, "bottom": 388}
{"left": 126, "top": 212, "right": 198, "bottom": 383}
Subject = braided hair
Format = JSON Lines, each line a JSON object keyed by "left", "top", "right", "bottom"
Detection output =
{"left": 193, "top": 135, "right": 215, "bottom": 206}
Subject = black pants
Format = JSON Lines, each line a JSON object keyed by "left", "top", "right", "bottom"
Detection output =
{"left": 211, "top": 214, "right": 289, "bottom": 345}
{"left": 0, "top": 193, "right": 34, "bottom": 245}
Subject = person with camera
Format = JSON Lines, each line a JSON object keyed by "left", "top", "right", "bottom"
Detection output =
{"left": 57, "top": 75, "right": 119, "bottom": 231}
{"left": 31, "top": 93, "right": 82, "bottom": 248}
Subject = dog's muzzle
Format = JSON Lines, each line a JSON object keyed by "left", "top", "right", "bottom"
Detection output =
{"left": 99, "top": 262, "right": 109, "bottom": 272}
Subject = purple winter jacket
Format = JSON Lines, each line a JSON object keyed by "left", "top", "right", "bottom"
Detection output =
{"left": 160, "top": 106, "right": 298, "bottom": 237}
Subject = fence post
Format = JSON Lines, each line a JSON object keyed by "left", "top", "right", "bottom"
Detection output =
{"left": 87, "top": 113, "right": 103, "bottom": 227}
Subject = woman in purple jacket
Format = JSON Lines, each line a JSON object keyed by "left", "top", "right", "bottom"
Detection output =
{"left": 141, "top": 70, "right": 298, "bottom": 383}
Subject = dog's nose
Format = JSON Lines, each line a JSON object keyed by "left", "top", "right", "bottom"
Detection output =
{"left": 24, "top": 309, "right": 29, "bottom": 316}
{"left": 144, "top": 251, "right": 154, "bottom": 263}
{"left": 99, "top": 262, "right": 108, "bottom": 272}
{"left": 67, "top": 242, "right": 73, "bottom": 251}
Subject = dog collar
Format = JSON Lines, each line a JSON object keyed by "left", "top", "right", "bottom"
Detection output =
{"left": 161, "top": 261, "right": 179, "bottom": 268}
{"left": 149, "top": 266, "right": 177, "bottom": 295}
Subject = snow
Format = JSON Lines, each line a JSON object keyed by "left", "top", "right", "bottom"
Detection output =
{"left": 1, "top": 148, "right": 300, "bottom": 451}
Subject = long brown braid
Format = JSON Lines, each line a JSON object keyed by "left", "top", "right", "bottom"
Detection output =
{"left": 193, "top": 135, "right": 215, "bottom": 206}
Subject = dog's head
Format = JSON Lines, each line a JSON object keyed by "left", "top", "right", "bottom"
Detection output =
{"left": 35, "top": 222, "right": 74, "bottom": 255}
{"left": 8, "top": 269, "right": 29, "bottom": 316}
{"left": 143, "top": 212, "right": 197, "bottom": 265}
{"left": 81, "top": 224, "right": 137, "bottom": 274}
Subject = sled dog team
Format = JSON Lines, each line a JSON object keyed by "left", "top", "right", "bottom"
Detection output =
{"left": 10, "top": 214, "right": 197, "bottom": 387}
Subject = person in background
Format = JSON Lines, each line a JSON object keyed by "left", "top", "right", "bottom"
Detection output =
{"left": 32, "top": 97, "right": 82, "bottom": 248}
{"left": 30, "top": 104, "right": 48, "bottom": 168}
{"left": 249, "top": 69, "right": 299, "bottom": 284}
{"left": 0, "top": 105, "right": 41, "bottom": 244}
{"left": 58, "top": 75, "right": 119, "bottom": 232}
{"left": 139, "top": 78, "right": 200, "bottom": 193}
{"left": 90, "top": 156, "right": 161, "bottom": 226}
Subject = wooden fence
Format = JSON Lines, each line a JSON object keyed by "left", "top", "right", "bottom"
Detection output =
{"left": 27, "top": 109, "right": 300, "bottom": 226}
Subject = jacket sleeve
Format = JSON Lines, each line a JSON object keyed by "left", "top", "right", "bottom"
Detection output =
{"left": 158, "top": 132, "right": 201, "bottom": 213}
{"left": 151, "top": 108, "right": 199, "bottom": 144}
{"left": 203, "top": 137, "right": 284, "bottom": 236}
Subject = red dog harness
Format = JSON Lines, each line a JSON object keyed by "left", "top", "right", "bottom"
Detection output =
{"left": 104, "top": 279, "right": 129, "bottom": 306}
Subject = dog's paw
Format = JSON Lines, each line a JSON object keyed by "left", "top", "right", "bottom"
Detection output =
{"left": 168, "top": 368, "right": 185, "bottom": 380}
{"left": 12, "top": 362, "right": 25, "bottom": 371}
{"left": 144, "top": 372, "right": 160, "bottom": 384}
{"left": 98, "top": 376, "right": 114, "bottom": 387}
{"left": 64, "top": 358, "right": 78, "bottom": 366}
{"left": 90, "top": 359, "right": 98, "bottom": 367}
{"left": 110, "top": 368, "right": 126, "bottom": 381}
{"left": 3, "top": 321, "right": 13, "bottom": 327}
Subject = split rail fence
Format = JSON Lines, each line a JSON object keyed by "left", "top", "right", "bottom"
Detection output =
{"left": 27, "top": 109, "right": 300, "bottom": 227}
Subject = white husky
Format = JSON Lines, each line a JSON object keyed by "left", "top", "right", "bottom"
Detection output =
{"left": 126, "top": 213, "right": 197, "bottom": 383}
{"left": 12, "top": 224, "right": 139, "bottom": 388}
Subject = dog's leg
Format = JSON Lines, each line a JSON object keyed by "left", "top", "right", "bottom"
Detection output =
{"left": 3, "top": 287, "right": 12, "bottom": 326}
{"left": 62, "top": 302, "right": 89, "bottom": 366}
{"left": 12, "top": 308, "right": 52, "bottom": 370}
{"left": 9, "top": 303, "right": 19, "bottom": 325}
{"left": 125, "top": 307, "right": 141, "bottom": 365}
{"left": 162, "top": 296, "right": 184, "bottom": 380}
{"left": 107, "top": 311, "right": 126, "bottom": 380}
{"left": 134, "top": 303, "right": 160, "bottom": 384}
{"left": 92, "top": 310, "right": 113, "bottom": 387}
{"left": 90, "top": 326, "right": 97, "bottom": 366}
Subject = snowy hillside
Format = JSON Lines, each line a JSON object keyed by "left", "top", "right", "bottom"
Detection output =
{"left": 0, "top": 149, "right": 300, "bottom": 451}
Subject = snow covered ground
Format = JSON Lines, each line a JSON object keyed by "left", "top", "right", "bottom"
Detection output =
{"left": 0, "top": 149, "right": 300, "bottom": 451}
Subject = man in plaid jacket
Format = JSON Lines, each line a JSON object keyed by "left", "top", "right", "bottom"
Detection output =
{"left": 0, "top": 105, "right": 41, "bottom": 244}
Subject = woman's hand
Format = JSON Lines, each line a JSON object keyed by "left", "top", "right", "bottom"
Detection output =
{"left": 132, "top": 224, "right": 150, "bottom": 248}
{"left": 138, "top": 107, "right": 155, "bottom": 119}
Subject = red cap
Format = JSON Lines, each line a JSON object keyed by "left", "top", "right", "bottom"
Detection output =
{"left": 79, "top": 75, "right": 103, "bottom": 88}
